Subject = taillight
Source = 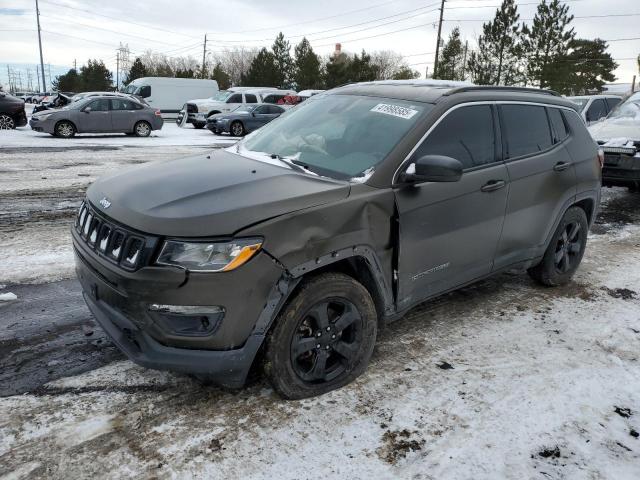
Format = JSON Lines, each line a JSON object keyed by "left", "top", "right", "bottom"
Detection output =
{"left": 154, "top": 109, "right": 162, "bottom": 116}
{"left": 597, "top": 148, "right": 604, "bottom": 169}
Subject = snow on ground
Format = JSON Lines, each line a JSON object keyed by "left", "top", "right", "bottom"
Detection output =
{"left": 1, "top": 122, "right": 238, "bottom": 148}
{"left": 1, "top": 196, "right": 640, "bottom": 478}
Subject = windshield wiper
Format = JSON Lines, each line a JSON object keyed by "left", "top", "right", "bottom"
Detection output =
{"left": 268, "top": 153, "right": 314, "bottom": 174}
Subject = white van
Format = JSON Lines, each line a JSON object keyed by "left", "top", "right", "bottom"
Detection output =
{"left": 123, "top": 77, "right": 218, "bottom": 113}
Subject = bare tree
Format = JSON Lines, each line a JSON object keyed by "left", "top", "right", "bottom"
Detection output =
{"left": 212, "top": 47, "right": 259, "bottom": 86}
{"left": 370, "top": 50, "right": 405, "bottom": 80}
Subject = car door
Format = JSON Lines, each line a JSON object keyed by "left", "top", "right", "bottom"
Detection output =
{"left": 394, "top": 103, "right": 509, "bottom": 310}
{"left": 110, "top": 98, "right": 138, "bottom": 132}
{"left": 223, "top": 93, "right": 243, "bottom": 113}
{"left": 494, "top": 103, "right": 577, "bottom": 270}
{"left": 79, "top": 98, "right": 112, "bottom": 132}
{"left": 249, "top": 105, "right": 274, "bottom": 130}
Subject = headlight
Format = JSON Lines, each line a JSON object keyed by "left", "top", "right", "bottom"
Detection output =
{"left": 156, "top": 238, "right": 262, "bottom": 272}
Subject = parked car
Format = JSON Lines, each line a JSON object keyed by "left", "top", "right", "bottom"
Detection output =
{"left": 206, "top": 103, "right": 286, "bottom": 136}
{"left": 588, "top": 92, "right": 640, "bottom": 191}
{"left": 0, "top": 92, "right": 28, "bottom": 129}
{"left": 178, "top": 88, "right": 295, "bottom": 128}
{"left": 30, "top": 96, "right": 163, "bottom": 138}
{"left": 567, "top": 94, "right": 622, "bottom": 124}
{"left": 33, "top": 92, "right": 73, "bottom": 113}
{"left": 123, "top": 77, "right": 218, "bottom": 113}
{"left": 73, "top": 82, "right": 600, "bottom": 399}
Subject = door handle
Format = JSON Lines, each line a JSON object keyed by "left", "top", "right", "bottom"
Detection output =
{"left": 481, "top": 180, "right": 506, "bottom": 192}
{"left": 553, "top": 161, "right": 572, "bottom": 172}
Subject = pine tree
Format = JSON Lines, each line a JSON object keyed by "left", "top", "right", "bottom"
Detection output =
{"left": 522, "top": 0, "right": 575, "bottom": 88}
{"left": 392, "top": 66, "right": 421, "bottom": 80}
{"left": 349, "top": 50, "right": 378, "bottom": 82}
{"left": 80, "top": 59, "right": 113, "bottom": 91}
{"left": 52, "top": 68, "right": 82, "bottom": 92}
{"left": 324, "top": 52, "right": 352, "bottom": 88}
{"left": 271, "top": 32, "right": 294, "bottom": 88}
{"left": 546, "top": 38, "right": 617, "bottom": 94}
{"left": 467, "top": 0, "right": 524, "bottom": 85}
{"left": 434, "top": 27, "right": 464, "bottom": 80}
{"left": 125, "top": 57, "right": 147, "bottom": 84}
{"left": 242, "top": 47, "right": 280, "bottom": 86}
{"left": 293, "top": 37, "right": 322, "bottom": 90}
{"left": 211, "top": 63, "right": 231, "bottom": 89}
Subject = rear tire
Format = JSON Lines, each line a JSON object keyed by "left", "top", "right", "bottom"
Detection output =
{"left": 528, "top": 206, "right": 588, "bottom": 286}
{"left": 264, "top": 273, "right": 377, "bottom": 399}
{"left": 133, "top": 120, "right": 151, "bottom": 137}
{"left": 54, "top": 121, "right": 75, "bottom": 138}
{"left": 0, "top": 114, "right": 16, "bottom": 130}
{"left": 230, "top": 121, "right": 245, "bottom": 137}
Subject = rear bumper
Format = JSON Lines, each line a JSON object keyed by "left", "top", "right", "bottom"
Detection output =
{"left": 15, "top": 110, "right": 28, "bottom": 127}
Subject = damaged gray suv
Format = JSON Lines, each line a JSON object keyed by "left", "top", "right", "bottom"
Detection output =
{"left": 73, "top": 81, "right": 601, "bottom": 399}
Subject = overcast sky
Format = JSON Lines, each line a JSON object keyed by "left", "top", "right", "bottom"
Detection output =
{"left": 1, "top": 0, "right": 638, "bottom": 90}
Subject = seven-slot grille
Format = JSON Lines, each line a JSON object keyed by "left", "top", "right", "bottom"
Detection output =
{"left": 75, "top": 201, "right": 146, "bottom": 270}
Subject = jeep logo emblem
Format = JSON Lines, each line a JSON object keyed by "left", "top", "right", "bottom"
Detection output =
{"left": 99, "top": 197, "right": 111, "bottom": 209}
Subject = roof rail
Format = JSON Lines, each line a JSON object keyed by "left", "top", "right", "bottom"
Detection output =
{"left": 443, "top": 86, "right": 561, "bottom": 97}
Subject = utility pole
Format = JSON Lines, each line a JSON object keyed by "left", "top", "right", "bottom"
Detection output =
{"left": 202, "top": 34, "right": 207, "bottom": 79}
{"left": 73, "top": 59, "right": 77, "bottom": 71}
{"left": 433, "top": 0, "right": 446, "bottom": 78}
{"left": 35, "top": 0, "right": 46, "bottom": 92}
{"left": 116, "top": 51, "right": 120, "bottom": 91}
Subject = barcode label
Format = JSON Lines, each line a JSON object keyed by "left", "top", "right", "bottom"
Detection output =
{"left": 370, "top": 103, "right": 419, "bottom": 119}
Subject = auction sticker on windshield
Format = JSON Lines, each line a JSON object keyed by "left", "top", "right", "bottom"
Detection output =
{"left": 371, "top": 103, "right": 419, "bottom": 120}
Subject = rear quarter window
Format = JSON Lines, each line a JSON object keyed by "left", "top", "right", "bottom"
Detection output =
{"left": 501, "top": 104, "right": 552, "bottom": 158}
{"left": 547, "top": 107, "right": 568, "bottom": 143}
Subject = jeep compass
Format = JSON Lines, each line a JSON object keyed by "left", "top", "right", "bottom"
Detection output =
{"left": 73, "top": 81, "right": 601, "bottom": 399}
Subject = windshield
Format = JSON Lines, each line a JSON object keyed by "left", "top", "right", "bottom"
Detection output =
{"left": 241, "top": 94, "right": 431, "bottom": 180}
{"left": 123, "top": 84, "right": 138, "bottom": 94}
{"left": 568, "top": 97, "right": 588, "bottom": 111}
{"left": 211, "top": 91, "right": 232, "bottom": 101}
{"left": 607, "top": 99, "right": 640, "bottom": 121}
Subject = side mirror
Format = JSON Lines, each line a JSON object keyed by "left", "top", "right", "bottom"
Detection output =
{"left": 400, "top": 155, "right": 463, "bottom": 184}
{"left": 83, "top": 107, "right": 92, "bottom": 113}
{"left": 139, "top": 86, "right": 151, "bottom": 98}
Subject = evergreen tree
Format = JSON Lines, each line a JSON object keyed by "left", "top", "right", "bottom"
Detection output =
{"left": 211, "top": 63, "right": 231, "bottom": 89}
{"left": 52, "top": 68, "right": 82, "bottom": 92}
{"left": 175, "top": 68, "right": 196, "bottom": 78}
{"left": 467, "top": 0, "right": 524, "bottom": 85}
{"left": 153, "top": 62, "right": 174, "bottom": 77}
{"left": 324, "top": 52, "right": 353, "bottom": 88}
{"left": 80, "top": 59, "right": 113, "bottom": 91}
{"left": 293, "top": 37, "right": 322, "bottom": 90}
{"left": 546, "top": 38, "right": 617, "bottom": 94}
{"left": 522, "top": 0, "right": 575, "bottom": 88}
{"left": 242, "top": 47, "right": 280, "bottom": 86}
{"left": 434, "top": 27, "right": 464, "bottom": 80}
{"left": 125, "top": 57, "right": 148, "bottom": 84}
{"left": 349, "top": 50, "right": 378, "bottom": 82}
{"left": 392, "top": 66, "right": 421, "bottom": 80}
{"left": 271, "top": 32, "right": 294, "bottom": 88}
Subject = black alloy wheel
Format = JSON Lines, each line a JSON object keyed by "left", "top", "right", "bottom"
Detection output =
{"left": 553, "top": 221, "right": 582, "bottom": 274}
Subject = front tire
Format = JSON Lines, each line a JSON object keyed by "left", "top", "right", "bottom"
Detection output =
{"left": 0, "top": 114, "right": 16, "bottom": 130}
{"left": 528, "top": 206, "right": 588, "bottom": 286}
{"left": 230, "top": 121, "right": 245, "bottom": 137}
{"left": 264, "top": 273, "right": 377, "bottom": 399}
{"left": 55, "top": 120, "right": 75, "bottom": 138}
{"left": 134, "top": 120, "right": 151, "bottom": 137}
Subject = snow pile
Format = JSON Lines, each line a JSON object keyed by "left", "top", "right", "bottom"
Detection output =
{"left": 602, "top": 138, "right": 635, "bottom": 148}
{"left": 0, "top": 292, "right": 17, "bottom": 301}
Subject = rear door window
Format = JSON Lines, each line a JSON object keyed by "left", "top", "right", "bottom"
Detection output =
{"left": 414, "top": 104, "right": 496, "bottom": 170}
{"left": 244, "top": 94, "right": 257, "bottom": 103}
{"left": 547, "top": 107, "right": 568, "bottom": 143}
{"left": 501, "top": 104, "right": 552, "bottom": 158}
{"left": 586, "top": 99, "right": 607, "bottom": 122}
{"left": 111, "top": 99, "right": 136, "bottom": 110}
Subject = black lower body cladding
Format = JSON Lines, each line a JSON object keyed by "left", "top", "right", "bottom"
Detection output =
{"left": 72, "top": 228, "right": 285, "bottom": 387}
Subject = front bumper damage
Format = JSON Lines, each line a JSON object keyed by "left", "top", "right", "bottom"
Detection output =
{"left": 72, "top": 217, "right": 289, "bottom": 388}
{"left": 601, "top": 144, "right": 640, "bottom": 188}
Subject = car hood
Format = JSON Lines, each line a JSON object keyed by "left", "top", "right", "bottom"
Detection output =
{"left": 87, "top": 149, "right": 350, "bottom": 237}
{"left": 588, "top": 117, "right": 640, "bottom": 142}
